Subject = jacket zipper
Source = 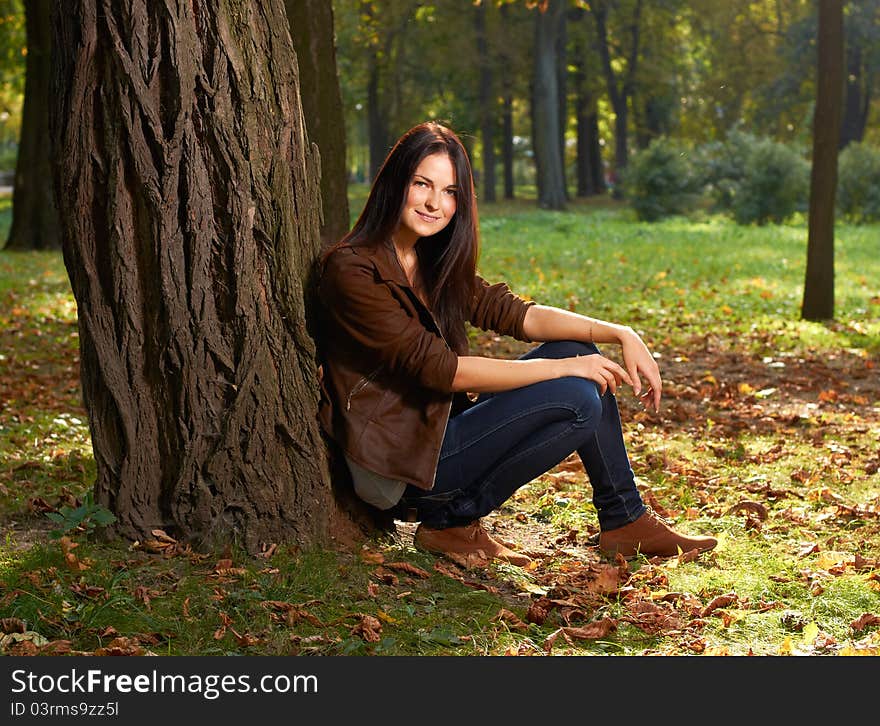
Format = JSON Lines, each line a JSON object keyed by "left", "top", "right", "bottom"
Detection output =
{"left": 346, "top": 365, "right": 382, "bottom": 411}
{"left": 390, "top": 249, "right": 455, "bottom": 488}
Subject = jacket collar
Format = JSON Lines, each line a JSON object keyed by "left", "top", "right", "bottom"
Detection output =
{"left": 355, "top": 239, "right": 410, "bottom": 286}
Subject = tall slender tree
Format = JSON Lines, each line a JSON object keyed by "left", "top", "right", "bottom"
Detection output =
{"left": 532, "top": 0, "right": 566, "bottom": 209}
{"left": 5, "top": 0, "right": 59, "bottom": 250}
{"left": 474, "top": 0, "right": 497, "bottom": 203}
{"left": 591, "top": 0, "right": 643, "bottom": 196}
{"left": 802, "top": 0, "right": 845, "bottom": 321}
{"left": 50, "top": 0, "right": 334, "bottom": 552}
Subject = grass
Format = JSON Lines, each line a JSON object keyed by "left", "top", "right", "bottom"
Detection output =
{"left": 1, "top": 190, "right": 879, "bottom": 657}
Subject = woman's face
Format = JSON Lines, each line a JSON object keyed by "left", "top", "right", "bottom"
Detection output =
{"left": 396, "top": 152, "right": 458, "bottom": 244}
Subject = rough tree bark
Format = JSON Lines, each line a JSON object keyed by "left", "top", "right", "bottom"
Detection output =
{"left": 285, "top": 0, "right": 350, "bottom": 247}
{"left": 802, "top": 0, "right": 844, "bottom": 322}
{"left": 532, "top": 0, "right": 567, "bottom": 210}
{"left": 6, "top": 0, "right": 61, "bottom": 251}
{"left": 49, "top": 0, "right": 335, "bottom": 553}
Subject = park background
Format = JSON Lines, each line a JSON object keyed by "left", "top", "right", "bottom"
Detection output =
{"left": 0, "top": 0, "right": 878, "bottom": 656}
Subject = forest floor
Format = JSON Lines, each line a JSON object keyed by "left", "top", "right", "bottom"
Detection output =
{"left": 1, "top": 198, "right": 879, "bottom": 657}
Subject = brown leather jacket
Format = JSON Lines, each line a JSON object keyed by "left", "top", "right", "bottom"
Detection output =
{"left": 317, "top": 240, "right": 535, "bottom": 490}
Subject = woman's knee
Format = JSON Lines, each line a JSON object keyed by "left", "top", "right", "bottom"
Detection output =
{"left": 558, "top": 376, "right": 603, "bottom": 429}
{"left": 523, "top": 340, "right": 600, "bottom": 361}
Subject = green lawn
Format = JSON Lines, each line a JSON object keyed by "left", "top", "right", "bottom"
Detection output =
{"left": 1, "top": 192, "right": 878, "bottom": 657}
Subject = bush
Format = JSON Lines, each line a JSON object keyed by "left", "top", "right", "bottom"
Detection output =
{"left": 624, "top": 137, "right": 698, "bottom": 221}
{"left": 694, "top": 130, "right": 809, "bottom": 224}
{"left": 693, "top": 129, "right": 756, "bottom": 213}
{"left": 836, "top": 142, "right": 880, "bottom": 223}
{"left": 731, "top": 137, "right": 809, "bottom": 225}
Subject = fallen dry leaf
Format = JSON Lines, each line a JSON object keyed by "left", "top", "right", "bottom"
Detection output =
{"left": 257, "top": 543, "right": 278, "bottom": 559}
{"left": 851, "top": 613, "right": 880, "bottom": 632}
{"left": 493, "top": 609, "right": 529, "bottom": 632}
{"left": 94, "top": 637, "right": 144, "bottom": 656}
{"left": 701, "top": 593, "right": 738, "bottom": 617}
{"left": 725, "top": 500, "right": 769, "bottom": 520}
{"left": 230, "top": 629, "right": 262, "bottom": 647}
{"left": 798, "top": 542, "right": 820, "bottom": 558}
{"left": 526, "top": 597, "right": 555, "bottom": 626}
{"left": 350, "top": 615, "right": 382, "bottom": 643}
{"left": 543, "top": 618, "right": 617, "bottom": 652}
{"left": 60, "top": 536, "right": 88, "bottom": 572}
{"left": 360, "top": 549, "right": 385, "bottom": 565}
{"left": 384, "top": 561, "right": 430, "bottom": 578}
{"left": 0, "top": 618, "right": 26, "bottom": 634}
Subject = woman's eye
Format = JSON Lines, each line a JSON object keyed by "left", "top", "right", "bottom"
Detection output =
{"left": 413, "top": 180, "right": 427, "bottom": 187}
{"left": 444, "top": 189, "right": 457, "bottom": 196}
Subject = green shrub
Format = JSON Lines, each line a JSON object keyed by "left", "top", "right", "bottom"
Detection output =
{"left": 693, "top": 129, "right": 756, "bottom": 213}
{"left": 836, "top": 142, "right": 880, "bottom": 223}
{"left": 732, "top": 137, "right": 809, "bottom": 225}
{"left": 624, "top": 137, "right": 698, "bottom": 221}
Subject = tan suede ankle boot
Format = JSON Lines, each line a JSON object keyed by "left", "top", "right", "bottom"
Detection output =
{"left": 599, "top": 508, "right": 718, "bottom": 559}
{"left": 414, "top": 520, "right": 532, "bottom": 567}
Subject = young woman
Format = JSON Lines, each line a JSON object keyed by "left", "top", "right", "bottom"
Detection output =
{"left": 316, "top": 121, "right": 717, "bottom": 566}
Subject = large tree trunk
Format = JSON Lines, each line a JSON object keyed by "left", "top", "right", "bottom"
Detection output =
{"left": 474, "top": 0, "right": 496, "bottom": 204}
{"left": 285, "top": 0, "right": 350, "bottom": 247}
{"left": 5, "top": 0, "right": 60, "bottom": 251}
{"left": 49, "top": 0, "right": 334, "bottom": 553}
{"left": 532, "top": 0, "right": 566, "bottom": 210}
{"left": 802, "top": 0, "right": 844, "bottom": 322}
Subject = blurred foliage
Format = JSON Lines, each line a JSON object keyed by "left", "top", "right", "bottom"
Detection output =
{"left": 623, "top": 136, "right": 699, "bottom": 221}
{"left": 692, "top": 127, "right": 810, "bottom": 225}
{"left": 731, "top": 136, "right": 809, "bottom": 225}
{"left": 837, "top": 142, "right": 880, "bottom": 223}
{"left": 0, "top": 0, "right": 25, "bottom": 171}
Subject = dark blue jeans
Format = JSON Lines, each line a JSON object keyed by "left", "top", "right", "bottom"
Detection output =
{"left": 392, "top": 340, "right": 647, "bottom": 531}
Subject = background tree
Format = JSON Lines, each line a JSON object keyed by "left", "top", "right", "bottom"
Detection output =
{"left": 50, "top": 0, "right": 333, "bottom": 553}
{"left": 532, "top": 0, "right": 567, "bottom": 209}
{"left": 839, "top": 0, "right": 880, "bottom": 149}
{"left": 286, "top": 0, "right": 351, "bottom": 247}
{"left": 5, "top": 0, "right": 59, "bottom": 250}
{"left": 591, "top": 0, "right": 644, "bottom": 195}
{"left": 474, "top": 0, "right": 497, "bottom": 203}
{"left": 802, "top": 0, "right": 845, "bottom": 322}
{"left": 570, "top": 5, "right": 605, "bottom": 196}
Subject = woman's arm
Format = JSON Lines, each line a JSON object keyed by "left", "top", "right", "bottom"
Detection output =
{"left": 451, "top": 354, "right": 632, "bottom": 397}
{"left": 522, "top": 304, "right": 632, "bottom": 346}
{"left": 464, "top": 303, "right": 663, "bottom": 412}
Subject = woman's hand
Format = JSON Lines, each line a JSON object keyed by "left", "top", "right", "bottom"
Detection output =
{"left": 562, "top": 354, "right": 633, "bottom": 397}
{"left": 618, "top": 327, "right": 662, "bottom": 412}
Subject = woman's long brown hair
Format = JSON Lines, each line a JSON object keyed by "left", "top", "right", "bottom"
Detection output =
{"left": 323, "top": 121, "right": 479, "bottom": 353}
